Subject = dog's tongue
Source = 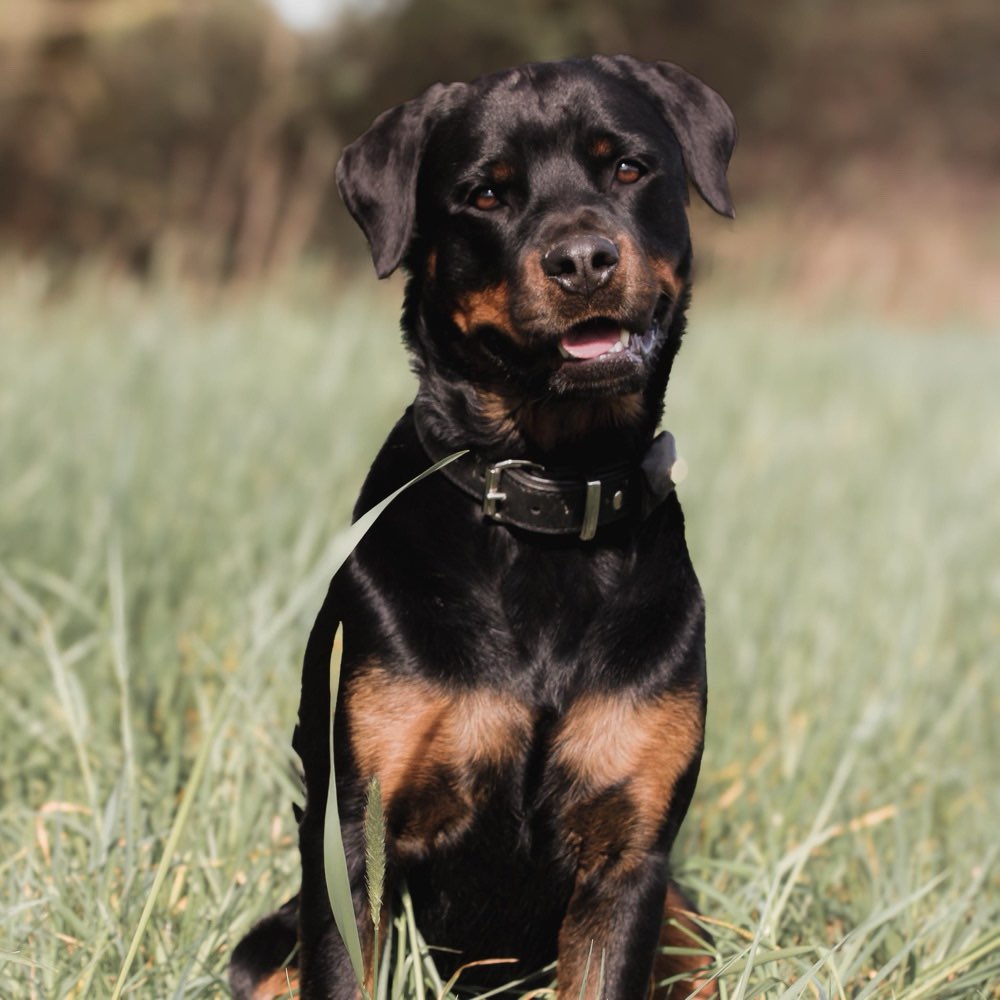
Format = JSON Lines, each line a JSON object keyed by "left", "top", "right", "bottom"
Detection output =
{"left": 559, "top": 323, "right": 622, "bottom": 360}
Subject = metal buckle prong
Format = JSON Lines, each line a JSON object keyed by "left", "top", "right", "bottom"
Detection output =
{"left": 580, "top": 479, "right": 602, "bottom": 541}
{"left": 482, "top": 459, "right": 544, "bottom": 519}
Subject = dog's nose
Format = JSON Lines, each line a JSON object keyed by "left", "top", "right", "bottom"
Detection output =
{"left": 541, "top": 234, "right": 619, "bottom": 296}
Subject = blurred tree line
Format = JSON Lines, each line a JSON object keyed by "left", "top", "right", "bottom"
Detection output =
{"left": 0, "top": 0, "right": 996, "bottom": 282}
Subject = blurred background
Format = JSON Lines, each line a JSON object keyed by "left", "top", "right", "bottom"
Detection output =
{"left": 1, "top": 0, "right": 997, "bottom": 323}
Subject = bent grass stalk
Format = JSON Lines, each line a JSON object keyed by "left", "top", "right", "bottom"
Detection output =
{"left": 321, "top": 451, "right": 467, "bottom": 994}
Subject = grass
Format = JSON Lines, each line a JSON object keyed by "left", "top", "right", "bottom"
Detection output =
{"left": 0, "top": 259, "right": 998, "bottom": 998}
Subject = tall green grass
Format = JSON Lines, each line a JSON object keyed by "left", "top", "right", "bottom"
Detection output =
{"left": 1, "top": 262, "right": 997, "bottom": 997}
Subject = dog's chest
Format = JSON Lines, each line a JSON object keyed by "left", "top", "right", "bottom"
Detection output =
{"left": 340, "top": 499, "right": 704, "bottom": 861}
{"left": 344, "top": 655, "right": 703, "bottom": 866}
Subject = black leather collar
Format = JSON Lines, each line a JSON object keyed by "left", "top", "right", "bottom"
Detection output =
{"left": 413, "top": 404, "right": 685, "bottom": 541}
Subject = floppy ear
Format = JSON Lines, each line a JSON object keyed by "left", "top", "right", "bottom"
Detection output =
{"left": 336, "top": 82, "right": 467, "bottom": 278}
{"left": 600, "top": 56, "right": 737, "bottom": 218}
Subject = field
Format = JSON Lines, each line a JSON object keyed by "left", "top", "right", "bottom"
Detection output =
{"left": 1, "top": 261, "right": 997, "bottom": 998}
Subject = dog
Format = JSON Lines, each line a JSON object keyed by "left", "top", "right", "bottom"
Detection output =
{"left": 230, "top": 55, "right": 736, "bottom": 1000}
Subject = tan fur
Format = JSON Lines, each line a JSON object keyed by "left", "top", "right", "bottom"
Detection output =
{"left": 347, "top": 664, "right": 532, "bottom": 820}
{"left": 250, "top": 968, "right": 299, "bottom": 999}
{"left": 590, "top": 137, "right": 614, "bottom": 158}
{"left": 554, "top": 687, "right": 703, "bottom": 847}
{"left": 474, "top": 387, "right": 645, "bottom": 450}
{"left": 491, "top": 161, "right": 515, "bottom": 182}
{"left": 651, "top": 883, "right": 717, "bottom": 998}
{"left": 518, "top": 393, "right": 646, "bottom": 451}
{"left": 452, "top": 283, "right": 519, "bottom": 339}
{"left": 553, "top": 688, "right": 705, "bottom": 998}
{"left": 650, "top": 258, "right": 684, "bottom": 302}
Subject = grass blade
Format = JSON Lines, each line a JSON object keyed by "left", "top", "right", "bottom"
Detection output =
{"left": 324, "top": 622, "right": 366, "bottom": 986}
{"left": 109, "top": 683, "right": 234, "bottom": 1000}
{"left": 366, "top": 776, "right": 386, "bottom": 997}
{"left": 322, "top": 450, "right": 467, "bottom": 992}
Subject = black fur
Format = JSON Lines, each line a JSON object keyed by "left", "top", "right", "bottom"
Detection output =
{"left": 231, "top": 56, "right": 735, "bottom": 1000}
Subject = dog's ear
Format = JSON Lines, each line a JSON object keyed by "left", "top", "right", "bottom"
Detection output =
{"left": 336, "top": 82, "right": 467, "bottom": 278}
{"left": 601, "top": 56, "right": 737, "bottom": 218}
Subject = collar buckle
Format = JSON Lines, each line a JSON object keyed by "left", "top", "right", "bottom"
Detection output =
{"left": 482, "top": 459, "right": 545, "bottom": 519}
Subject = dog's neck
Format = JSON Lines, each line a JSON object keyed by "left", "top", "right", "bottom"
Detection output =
{"left": 409, "top": 322, "right": 687, "bottom": 471}
{"left": 415, "top": 383, "right": 653, "bottom": 466}
{"left": 412, "top": 394, "right": 684, "bottom": 539}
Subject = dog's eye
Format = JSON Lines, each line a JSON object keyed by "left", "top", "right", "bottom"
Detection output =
{"left": 614, "top": 160, "right": 645, "bottom": 185}
{"left": 470, "top": 187, "right": 502, "bottom": 211}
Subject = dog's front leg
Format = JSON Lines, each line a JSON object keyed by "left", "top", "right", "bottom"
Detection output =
{"left": 557, "top": 846, "right": 668, "bottom": 1000}
{"left": 551, "top": 685, "right": 706, "bottom": 999}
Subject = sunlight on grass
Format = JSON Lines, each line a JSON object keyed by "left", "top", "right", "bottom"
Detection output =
{"left": 0, "top": 265, "right": 997, "bottom": 996}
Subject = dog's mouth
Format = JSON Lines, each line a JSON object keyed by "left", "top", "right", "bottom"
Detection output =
{"left": 557, "top": 317, "right": 660, "bottom": 364}
{"left": 464, "top": 295, "right": 670, "bottom": 399}
{"left": 544, "top": 310, "right": 664, "bottom": 397}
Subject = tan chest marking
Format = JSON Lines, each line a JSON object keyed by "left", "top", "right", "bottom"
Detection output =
{"left": 346, "top": 666, "right": 532, "bottom": 809}
{"left": 552, "top": 688, "right": 703, "bottom": 851}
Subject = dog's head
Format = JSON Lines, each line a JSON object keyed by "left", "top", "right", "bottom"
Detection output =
{"left": 337, "top": 57, "right": 736, "bottom": 453}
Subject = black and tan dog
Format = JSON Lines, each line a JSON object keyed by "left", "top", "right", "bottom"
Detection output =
{"left": 231, "top": 55, "right": 736, "bottom": 1000}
